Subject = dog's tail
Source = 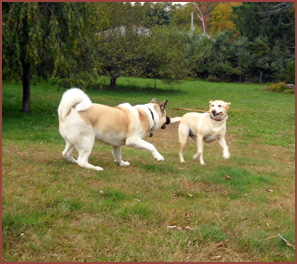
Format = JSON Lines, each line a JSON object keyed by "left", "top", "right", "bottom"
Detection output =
{"left": 170, "top": 117, "right": 182, "bottom": 123}
{"left": 58, "top": 88, "right": 92, "bottom": 120}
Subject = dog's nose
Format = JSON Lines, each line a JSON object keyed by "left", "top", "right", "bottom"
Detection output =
{"left": 166, "top": 116, "right": 170, "bottom": 124}
{"left": 212, "top": 110, "right": 216, "bottom": 115}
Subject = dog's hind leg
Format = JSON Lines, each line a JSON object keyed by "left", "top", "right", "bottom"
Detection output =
{"left": 62, "top": 140, "right": 77, "bottom": 163}
{"left": 112, "top": 146, "right": 130, "bottom": 166}
{"left": 76, "top": 136, "right": 103, "bottom": 171}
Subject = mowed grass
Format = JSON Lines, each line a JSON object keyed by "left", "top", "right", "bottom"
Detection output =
{"left": 2, "top": 78, "right": 295, "bottom": 262}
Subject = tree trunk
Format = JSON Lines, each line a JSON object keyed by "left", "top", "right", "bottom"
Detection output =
{"left": 194, "top": 3, "right": 206, "bottom": 34}
{"left": 109, "top": 77, "right": 117, "bottom": 90}
{"left": 22, "top": 61, "right": 31, "bottom": 113}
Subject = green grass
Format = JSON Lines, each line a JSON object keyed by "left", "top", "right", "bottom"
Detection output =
{"left": 2, "top": 77, "right": 295, "bottom": 262}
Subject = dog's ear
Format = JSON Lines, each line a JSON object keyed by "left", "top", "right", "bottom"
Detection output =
{"left": 209, "top": 100, "right": 214, "bottom": 104}
{"left": 225, "top": 102, "right": 231, "bottom": 109}
{"left": 151, "top": 97, "right": 158, "bottom": 104}
{"left": 159, "top": 99, "right": 168, "bottom": 111}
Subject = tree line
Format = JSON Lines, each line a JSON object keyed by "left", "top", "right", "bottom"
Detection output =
{"left": 2, "top": 2, "right": 295, "bottom": 112}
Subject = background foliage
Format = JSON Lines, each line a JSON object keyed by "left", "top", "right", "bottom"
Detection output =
{"left": 2, "top": 2, "right": 295, "bottom": 110}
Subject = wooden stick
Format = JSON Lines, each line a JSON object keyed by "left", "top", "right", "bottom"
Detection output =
{"left": 170, "top": 107, "right": 206, "bottom": 113}
{"left": 278, "top": 233, "right": 295, "bottom": 250}
{"left": 262, "top": 235, "right": 278, "bottom": 241}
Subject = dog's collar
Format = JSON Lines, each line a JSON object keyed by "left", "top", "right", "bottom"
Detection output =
{"left": 147, "top": 107, "right": 155, "bottom": 137}
{"left": 210, "top": 113, "right": 227, "bottom": 122}
{"left": 148, "top": 107, "right": 155, "bottom": 122}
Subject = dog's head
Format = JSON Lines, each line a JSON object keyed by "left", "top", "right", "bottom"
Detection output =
{"left": 151, "top": 97, "right": 170, "bottom": 129}
{"left": 209, "top": 100, "right": 231, "bottom": 120}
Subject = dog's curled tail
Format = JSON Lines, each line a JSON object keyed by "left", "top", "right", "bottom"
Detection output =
{"left": 170, "top": 117, "right": 182, "bottom": 123}
{"left": 58, "top": 88, "right": 92, "bottom": 120}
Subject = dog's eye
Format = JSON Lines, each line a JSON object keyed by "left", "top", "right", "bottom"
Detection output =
{"left": 212, "top": 105, "right": 214, "bottom": 107}
{"left": 218, "top": 105, "right": 221, "bottom": 107}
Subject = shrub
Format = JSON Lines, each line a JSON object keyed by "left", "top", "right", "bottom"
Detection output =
{"left": 267, "top": 82, "right": 294, "bottom": 94}
{"left": 207, "top": 75, "right": 220, "bottom": 82}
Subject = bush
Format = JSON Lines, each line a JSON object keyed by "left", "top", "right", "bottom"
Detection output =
{"left": 267, "top": 82, "right": 294, "bottom": 94}
{"left": 207, "top": 75, "right": 220, "bottom": 82}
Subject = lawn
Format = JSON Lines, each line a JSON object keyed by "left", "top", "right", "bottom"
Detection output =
{"left": 2, "top": 78, "right": 295, "bottom": 262}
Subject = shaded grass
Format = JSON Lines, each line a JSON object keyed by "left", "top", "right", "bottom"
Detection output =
{"left": 2, "top": 78, "right": 295, "bottom": 262}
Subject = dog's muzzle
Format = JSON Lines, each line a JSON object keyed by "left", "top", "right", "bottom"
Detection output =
{"left": 211, "top": 110, "right": 223, "bottom": 117}
{"left": 161, "top": 116, "right": 171, "bottom": 129}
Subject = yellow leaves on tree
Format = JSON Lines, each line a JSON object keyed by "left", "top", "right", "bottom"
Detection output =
{"left": 210, "top": 3, "right": 241, "bottom": 36}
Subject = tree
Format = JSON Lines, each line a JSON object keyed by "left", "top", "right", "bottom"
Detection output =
{"left": 145, "top": 2, "right": 173, "bottom": 27}
{"left": 142, "top": 26, "right": 189, "bottom": 85}
{"left": 171, "top": 3, "right": 199, "bottom": 31}
{"left": 233, "top": 2, "right": 295, "bottom": 48}
{"left": 190, "top": 2, "right": 218, "bottom": 34}
{"left": 97, "top": 26, "right": 149, "bottom": 90}
{"left": 3, "top": 2, "right": 49, "bottom": 112}
{"left": 232, "top": 2, "right": 295, "bottom": 83}
{"left": 210, "top": 3, "right": 238, "bottom": 35}
{"left": 185, "top": 31, "right": 213, "bottom": 79}
{"left": 2, "top": 2, "right": 107, "bottom": 112}
{"left": 97, "top": 25, "right": 188, "bottom": 90}
{"left": 96, "top": 2, "right": 149, "bottom": 90}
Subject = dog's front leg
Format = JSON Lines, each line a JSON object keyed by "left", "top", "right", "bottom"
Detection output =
{"left": 126, "top": 136, "right": 164, "bottom": 162}
{"left": 112, "top": 146, "right": 130, "bottom": 166}
{"left": 193, "top": 133, "right": 205, "bottom": 165}
{"left": 219, "top": 137, "right": 230, "bottom": 159}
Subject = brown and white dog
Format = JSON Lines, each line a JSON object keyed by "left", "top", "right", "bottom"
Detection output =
{"left": 171, "top": 100, "right": 231, "bottom": 165}
{"left": 58, "top": 88, "right": 170, "bottom": 171}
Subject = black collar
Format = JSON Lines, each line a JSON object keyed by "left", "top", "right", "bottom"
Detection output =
{"left": 148, "top": 107, "right": 154, "bottom": 122}
{"left": 147, "top": 107, "right": 155, "bottom": 137}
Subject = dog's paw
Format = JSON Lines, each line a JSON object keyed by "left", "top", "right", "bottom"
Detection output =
{"left": 69, "top": 157, "right": 77, "bottom": 163}
{"left": 158, "top": 157, "right": 164, "bottom": 162}
{"left": 153, "top": 151, "right": 164, "bottom": 162}
{"left": 95, "top": 166, "right": 104, "bottom": 171}
{"left": 120, "top": 161, "right": 130, "bottom": 166}
{"left": 156, "top": 155, "right": 164, "bottom": 162}
{"left": 192, "top": 154, "right": 198, "bottom": 160}
{"left": 223, "top": 153, "right": 230, "bottom": 159}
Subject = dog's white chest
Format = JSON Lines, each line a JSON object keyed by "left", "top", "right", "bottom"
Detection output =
{"left": 94, "top": 130, "right": 126, "bottom": 146}
{"left": 203, "top": 134, "right": 220, "bottom": 143}
{"left": 203, "top": 125, "right": 225, "bottom": 143}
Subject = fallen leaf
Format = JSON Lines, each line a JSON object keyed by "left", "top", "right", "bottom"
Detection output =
{"left": 168, "top": 225, "right": 177, "bottom": 229}
{"left": 225, "top": 175, "right": 231, "bottom": 179}
{"left": 134, "top": 199, "right": 141, "bottom": 202}
{"left": 214, "top": 240, "right": 228, "bottom": 248}
{"left": 266, "top": 189, "right": 273, "bottom": 192}
{"left": 188, "top": 193, "right": 193, "bottom": 198}
{"left": 210, "top": 255, "right": 222, "bottom": 260}
{"left": 185, "top": 226, "right": 194, "bottom": 231}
